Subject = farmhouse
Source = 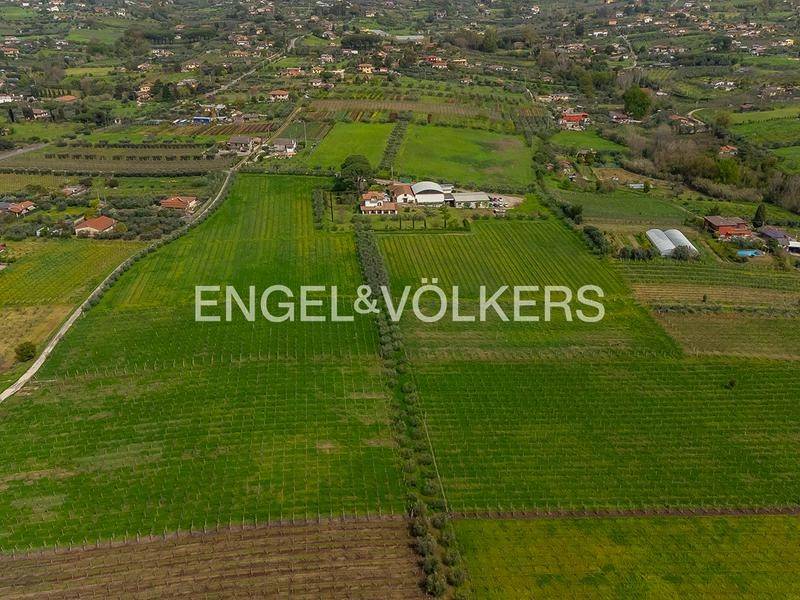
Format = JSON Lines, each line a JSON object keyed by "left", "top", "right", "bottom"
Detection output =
{"left": 270, "top": 138, "right": 297, "bottom": 156}
{"left": 269, "top": 89, "right": 290, "bottom": 102}
{"left": 8, "top": 200, "right": 36, "bottom": 217}
{"left": 160, "top": 196, "right": 198, "bottom": 212}
{"left": 357, "top": 63, "right": 373, "bottom": 74}
{"left": 228, "top": 135, "right": 255, "bottom": 153}
{"left": 75, "top": 215, "right": 117, "bottom": 237}
{"left": 390, "top": 184, "right": 415, "bottom": 204}
{"left": 559, "top": 111, "right": 590, "bottom": 130}
{"left": 703, "top": 216, "right": 752, "bottom": 238}
{"left": 360, "top": 191, "right": 397, "bottom": 215}
{"left": 718, "top": 145, "right": 739, "bottom": 158}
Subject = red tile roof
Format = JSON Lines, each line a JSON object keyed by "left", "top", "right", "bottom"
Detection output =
{"left": 76, "top": 215, "right": 116, "bottom": 232}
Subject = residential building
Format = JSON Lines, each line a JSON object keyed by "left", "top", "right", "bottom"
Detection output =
{"left": 360, "top": 192, "right": 397, "bottom": 215}
{"left": 8, "top": 200, "right": 35, "bottom": 216}
{"left": 75, "top": 215, "right": 117, "bottom": 237}
{"left": 703, "top": 216, "right": 751, "bottom": 238}
{"left": 160, "top": 196, "right": 198, "bottom": 212}
{"left": 270, "top": 138, "right": 297, "bottom": 156}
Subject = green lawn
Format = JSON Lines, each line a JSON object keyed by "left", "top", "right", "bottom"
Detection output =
{"left": 0, "top": 119, "right": 84, "bottom": 143}
{"left": 456, "top": 517, "right": 800, "bottom": 599}
{"left": 550, "top": 129, "right": 626, "bottom": 153}
{"left": 0, "top": 175, "right": 405, "bottom": 550}
{"left": 394, "top": 125, "right": 533, "bottom": 190}
{"left": 302, "top": 121, "right": 393, "bottom": 170}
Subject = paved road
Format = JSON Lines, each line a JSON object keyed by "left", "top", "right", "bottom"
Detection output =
{"left": 0, "top": 142, "right": 46, "bottom": 163}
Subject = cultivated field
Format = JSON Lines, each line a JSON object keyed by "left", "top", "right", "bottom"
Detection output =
{"left": 0, "top": 239, "right": 144, "bottom": 372}
{"left": 394, "top": 125, "right": 533, "bottom": 190}
{"left": 552, "top": 186, "right": 687, "bottom": 227}
{"left": 654, "top": 312, "right": 800, "bottom": 359}
{"left": 0, "top": 175, "right": 405, "bottom": 550}
{"left": 378, "top": 216, "right": 800, "bottom": 514}
{"left": 1, "top": 145, "right": 234, "bottom": 175}
{"left": 0, "top": 519, "right": 422, "bottom": 599}
{"left": 301, "top": 122, "right": 394, "bottom": 170}
{"left": 456, "top": 516, "right": 800, "bottom": 599}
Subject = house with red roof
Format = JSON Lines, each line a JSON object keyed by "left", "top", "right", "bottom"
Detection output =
{"left": 8, "top": 200, "right": 36, "bottom": 217}
{"left": 160, "top": 196, "right": 198, "bottom": 212}
{"left": 74, "top": 215, "right": 117, "bottom": 237}
{"left": 559, "top": 111, "right": 590, "bottom": 130}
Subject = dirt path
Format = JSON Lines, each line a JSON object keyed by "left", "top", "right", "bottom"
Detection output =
{"left": 0, "top": 143, "right": 46, "bottom": 162}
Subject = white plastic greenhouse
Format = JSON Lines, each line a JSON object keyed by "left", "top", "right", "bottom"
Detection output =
{"left": 664, "top": 229, "right": 699, "bottom": 256}
{"left": 646, "top": 229, "right": 676, "bottom": 256}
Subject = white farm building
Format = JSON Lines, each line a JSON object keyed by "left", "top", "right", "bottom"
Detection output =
{"left": 646, "top": 228, "right": 698, "bottom": 257}
{"left": 411, "top": 181, "right": 446, "bottom": 205}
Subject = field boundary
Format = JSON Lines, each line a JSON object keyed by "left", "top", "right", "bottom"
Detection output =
{"left": 451, "top": 505, "right": 800, "bottom": 521}
{"left": 2, "top": 514, "right": 409, "bottom": 558}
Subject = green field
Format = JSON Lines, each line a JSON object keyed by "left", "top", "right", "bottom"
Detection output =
{"left": 552, "top": 187, "right": 687, "bottom": 225}
{"left": 303, "top": 122, "right": 393, "bottom": 170}
{"left": 0, "top": 119, "right": 84, "bottom": 142}
{"left": 0, "top": 175, "right": 404, "bottom": 549}
{"left": 731, "top": 118, "right": 800, "bottom": 146}
{"left": 394, "top": 125, "right": 533, "bottom": 190}
{"left": 456, "top": 517, "right": 800, "bottom": 599}
{"left": 377, "top": 214, "right": 800, "bottom": 513}
{"left": 550, "top": 130, "right": 626, "bottom": 153}
{"left": 0, "top": 239, "right": 143, "bottom": 372}
{"left": 773, "top": 145, "right": 800, "bottom": 174}
{"left": 415, "top": 358, "right": 800, "bottom": 511}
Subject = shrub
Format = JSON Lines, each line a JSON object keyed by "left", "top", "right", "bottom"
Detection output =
{"left": 15, "top": 341, "right": 36, "bottom": 363}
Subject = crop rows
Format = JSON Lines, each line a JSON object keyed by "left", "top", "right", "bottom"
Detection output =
{"left": 0, "top": 519, "right": 423, "bottom": 599}
{"left": 0, "top": 175, "right": 406, "bottom": 550}
{"left": 415, "top": 359, "right": 800, "bottom": 512}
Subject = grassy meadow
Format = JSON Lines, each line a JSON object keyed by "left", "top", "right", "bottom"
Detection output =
{"left": 301, "top": 121, "right": 394, "bottom": 170}
{"left": 549, "top": 129, "right": 626, "bottom": 153}
{"left": 394, "top": 125, "right": 533, "bottom": 190}
{"left": 0, "top": 175, "right": 405, "bottom": 550}
{"left": 456, "top": 517, "right": 800, "bottom": 599}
